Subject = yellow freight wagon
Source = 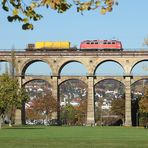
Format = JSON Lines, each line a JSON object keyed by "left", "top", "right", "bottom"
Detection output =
{"left": 35, "top": 42, "right": 70, "bottom": 49}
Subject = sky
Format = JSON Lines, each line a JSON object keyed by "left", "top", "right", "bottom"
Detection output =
{"left": 1, "top": 0, "right": 148, "bottom": 50}
{"left": 0, "top": 0, "right": 148, "bottom": 76}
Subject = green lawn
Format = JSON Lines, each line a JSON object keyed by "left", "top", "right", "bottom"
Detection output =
{"left": 0, "top": 126, "right": 148, "bottom": 148}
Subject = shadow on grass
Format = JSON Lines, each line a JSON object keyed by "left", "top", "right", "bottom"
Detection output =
{"left": 3, "top": 127, "right": 45, "bottom": 130}
{"left": 2, "top": 125, "right": 46, "bottom": 130}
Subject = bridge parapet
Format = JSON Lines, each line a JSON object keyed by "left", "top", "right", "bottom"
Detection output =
{"left": 0, "top": 50, "right": 148, "bottom": 57}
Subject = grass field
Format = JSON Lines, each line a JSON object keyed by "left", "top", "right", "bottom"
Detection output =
{"left": 0, "top": 126, "right": 148, "bottom": 148}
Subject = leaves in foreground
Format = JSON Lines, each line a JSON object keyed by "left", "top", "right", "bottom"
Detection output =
{"left": 2, "top": 0, "right": 118, "bottom": 30}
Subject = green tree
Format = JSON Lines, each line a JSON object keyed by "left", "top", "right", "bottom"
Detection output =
{"left": 2, "top": 0, "right": 118, "bottom": 30}
{"left": 61, "top": 104, "right": 75, "bottom": 125}
{"left": 110, "top": 98, "right": 125, "bottom": 124}
{"left": 0, "top": 74, "right": 28, "bottom": 128}
{"left": 139, "top": 86, "right": 148, "bottom": 126}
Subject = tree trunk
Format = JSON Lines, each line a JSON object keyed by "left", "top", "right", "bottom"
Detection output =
{"left": 0, "top": 115, "right": 3, "bottom": 129}
{"left": 45, "top": 114, "right": 48, "bottom": 126}
{"left": 122, "top": 118, "right": 125, "bottom": 126}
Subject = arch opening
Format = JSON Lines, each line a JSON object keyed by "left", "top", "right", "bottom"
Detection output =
{"left": 131, "top": 79, "right": 148, "bottom": 126}
{"left": 59, "top": 61, "right": 88, "bottom": 76}
{"left": 23, "top": 79, "right": 56, "bottom": 125}
{"left": 94, "top": 79, "right": 125, "bottom": 126}
{"left": 94, "top": 61, "right": 124, "bottom": 76}
{"left": 0, "top": 61, "right": 15, "bottom": 75}
{"left": 59, "top": 79, "right": 88, "bottom": 125}
{"left": 22, "top": 60, "right": 52, "bottom": 76}
{"left": 131, "top": 60, "right": 148, "bottom": 76}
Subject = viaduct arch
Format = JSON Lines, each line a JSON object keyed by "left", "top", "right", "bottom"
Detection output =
{"left": 0, "top": 50, "right": 148, "bottom": 126}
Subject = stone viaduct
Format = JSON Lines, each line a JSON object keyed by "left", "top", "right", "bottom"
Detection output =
{"left": 0, "top": 50, "right": 148, "bottom": 126}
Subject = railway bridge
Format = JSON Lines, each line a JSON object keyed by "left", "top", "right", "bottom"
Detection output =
{"left": 0, "top": 50, "right": 148, "bottom": 126}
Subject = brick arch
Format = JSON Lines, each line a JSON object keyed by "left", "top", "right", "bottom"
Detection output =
{"left": 58, "top": 60, "right": 89, "bottom": 76}
{"left": 58, "top": 78, "right": 88, "bottom": 107}
{"left": 0, "top": 60, "right": 12, "bottom": 67}
{"left": 0, "top": 60, "right": 14, "bottom": 74}
{"left": 58, "top": 78, "right": 88, "bottom": 123}
{"left": 22, "top": 77, "right": 53, "bottom": 86}
{"left": 94, "top": 78, "right": 125, "bottom": 125}
{"left": 59, "top": 78, "right": 88, "bottom": 86}
{"left": 94, "top": 78, "right": 125, "bottom": 87}
{"left": 93, "top": 59, "right": 125, "bottom": 75}
{"left": 131, "top": 78, "right": 148, "bottom": 86}
{"left": 20, "top": 58, "right": 53, "bottom": 75}
{"left": 0, "top": 59, "right": 11, "bottom": 63}
{"left": 58, "top": 77, "right": 88, "bottom": 85}
{"left": 130, "top": 59, "right": 148, "bottom": 74}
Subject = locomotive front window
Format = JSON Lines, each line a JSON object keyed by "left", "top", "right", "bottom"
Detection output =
{"left": 95, "top": 42, "right": 98, "bottom": 44}
{"left": 91, "top": 42, "right": 94, "bottom": 44}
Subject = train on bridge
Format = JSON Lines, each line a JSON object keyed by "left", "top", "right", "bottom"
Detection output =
{"left": 26, "top": 40, "right": 123, "bottom": 51}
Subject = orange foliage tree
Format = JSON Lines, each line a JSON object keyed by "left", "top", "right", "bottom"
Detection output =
{"left": 74, "top": 99, "right": 87, "bottom": 125}
{"left": 139, "top": 86, "right": 148, "bottom": 125}
{"left": 26, "top": 92, "right": 57, "bottom": 123}
{"left": 139, "top": 87, "right": 148, "bottom": 113}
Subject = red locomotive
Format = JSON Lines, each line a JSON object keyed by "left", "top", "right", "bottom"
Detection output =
{"left": 80, "top": 40, "right": 123, "bottom": 51}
